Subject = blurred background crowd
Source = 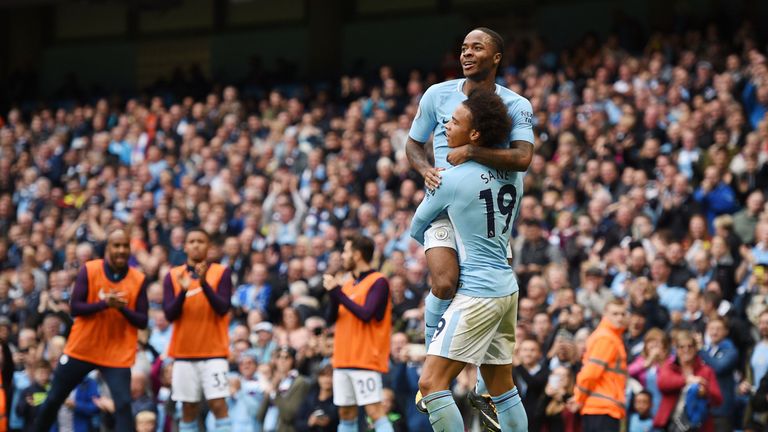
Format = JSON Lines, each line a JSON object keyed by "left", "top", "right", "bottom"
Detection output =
{"left": 2, "top": 8, "right": 768, "bottom": 432}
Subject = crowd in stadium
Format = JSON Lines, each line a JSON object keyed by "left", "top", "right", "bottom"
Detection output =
{"left": 1, "top": 18, "right": 768, "bottom": 432}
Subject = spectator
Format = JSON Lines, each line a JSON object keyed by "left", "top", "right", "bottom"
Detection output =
{"left": 733, "top": 191, "right": 765, "bottom": 244}
{"left": 130, "top": 370, "right": 156, "bottom": 418}
{"left": 513, "top": 338, "right": 549, "bottom": 432}
{"left": 540, "top": 366, "right": 579, "bottom": 432}
{"left": 251, "top": 322, "right": 278, "bottom": 365}
{"left": 135, "top": 410, "right": 157, "bottom": 432}
{"left": 388, "top": 335, "right": 430, "bottom": 432}
{"left": 627, "top": 328, "right": 670, "bottom": 418}
{"left": 258, "top": 346, "right": 310, "bottom": 432}
{"left": 514, "top": 219, "right": 563, "bottom": 287}
{"left": 751, "top": 365, "right": 768, "bottom": 431}
{"left": 233, "top": 263, "right": 272, "bottom": 316}
{"left": 229, "top": 352, "right": 267, "bottom": 432}
{"left": 693, "top": 166, "right": 739, "bottom": 231}
{"left": 651, "top": 257, "right": 688, "bottom": 313}
{"left": 16, "top": 360, "right": 52, "bottom": 431}
{"left": 699, "top": 317, "right": 739, "bottom": 430}
{"left": 628, "top": 390, "right": 654, "bottom": 432}
{"left": 576, "top": 265, "right": 613, "bottom": 320}
{"left": 654, "top": 330, "right": 723, "bottom": 432}
{"left": 56, "top": 372, "right": 101, "bottom": 432}
{"left": 293, "top": 364, "right": 338, "bottom": 432}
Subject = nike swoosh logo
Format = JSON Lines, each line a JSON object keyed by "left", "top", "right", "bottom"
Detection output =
{"left": 186, "top": 287, "right": 202, "bottom": 297}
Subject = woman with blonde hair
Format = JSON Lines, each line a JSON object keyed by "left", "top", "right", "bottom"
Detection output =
{"left": 654, "top": 330, "right": 722, "bottom": 431}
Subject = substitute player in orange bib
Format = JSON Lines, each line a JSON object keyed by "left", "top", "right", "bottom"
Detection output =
{"left": 163, "top": 227, "right": 233, "bottom": 432}
{"left": 33, "top": 228, "right": 149, "bottom": 432}
{"left": 324, "top": 235, "right": 394, "bottom": 432}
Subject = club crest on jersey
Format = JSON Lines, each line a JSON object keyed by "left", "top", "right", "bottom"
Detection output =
{"left": 433, "top": 227, "right": 449, "bottom": 241}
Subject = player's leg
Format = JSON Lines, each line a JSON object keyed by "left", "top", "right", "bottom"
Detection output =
{"left": 418, "top": 355, "right": 467, "bottom": 432}
{"left": 423, "top": 217, "right": 459, "bottom": 349}
{"left": 181, "top": 403, "right": 202, "bottom": 431}
{"left": 32, "top": 355, "right": 94, "bottom": 432}
{"left": 206, "top": 398, "right": 231, "bottom": 431}
{"left": 337, "top": 405, "right": 359, "bottom": 432}
{"left": 334, "top": 369, "right": 361, "bottom": 432}
{"left": 472, "top": 246, "right": 515, "bottom": 398}
{"left": 420, "top": 295, "right": 502, "bottom": 432}
{"left": 479, "top": 364, "right": 526, "bottom": 432}
{"left": 100, "top": 366, "right": 135, "bottom": 432}
{"left": 417, "top": 218, "right": 460, "bottom": 413}
{"left": 346, "top": 370, "right": 393, "bottom": 432}
{"left": 201, "top": 359, "right": 231, "bottom": 431}
{"left": 172, "top": 360, "right": 204, "bottom": 432}
{"left": 481, "top": 292, "right": 526, "bottom": 432}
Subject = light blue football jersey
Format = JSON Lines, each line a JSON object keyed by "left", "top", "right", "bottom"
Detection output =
{"left": 408, "top": 79, "right": 534, "bottom": 169}
{"left": 410, "top": 161, "right": 524, "bottom": 298}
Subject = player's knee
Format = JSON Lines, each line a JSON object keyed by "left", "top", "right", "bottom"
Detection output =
{"left": 364, "top": 402, "right": 386, "bottom": 421}
{"left": 208, "top": 398, "right": 228, "bottom": 418}
{"left": 418, "top": 373, "right": 444, "bottom": 396}
{"left": 338, "top": 405, "right": 358, "bottom": 420}
{"left": 182, "top": 402, "right": 201, "bottom": 421}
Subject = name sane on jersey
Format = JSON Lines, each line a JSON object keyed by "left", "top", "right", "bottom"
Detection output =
{"left": 480, "top": 169, "right": 512, "bottom": 184}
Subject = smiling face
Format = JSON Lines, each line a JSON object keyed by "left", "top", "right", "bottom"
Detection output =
{"left": 445, "top": 103, "right": 478, "bottom": 148}
{"left": 460, "top": 30, "right": 501, "bottom": 81}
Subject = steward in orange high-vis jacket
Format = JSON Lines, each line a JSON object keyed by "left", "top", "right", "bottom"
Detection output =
{"left": 570, "top": 299, "right": 629, "bottom": 432}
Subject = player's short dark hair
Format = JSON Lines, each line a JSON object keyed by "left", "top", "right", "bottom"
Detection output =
{"left": 346, "top": 234, "right": 375, "bottom": 264}
{"left": 462, "top": 89, "right": 512, "bottom": 148}
{"left": 185, "top": 227, "right": 210, "bottom": 242}
{"left": 474, "top": 27, "right": 504, "bottom": 55}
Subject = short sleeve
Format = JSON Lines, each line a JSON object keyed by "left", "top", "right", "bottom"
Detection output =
{"left": 409, "top": 171, "right": 457, "bottom": 244}
{"left": 408, "top": 85, "right": 439, "bottom": 143}
{"left": 509, "top": 98, "right": 534, "bottom": 144}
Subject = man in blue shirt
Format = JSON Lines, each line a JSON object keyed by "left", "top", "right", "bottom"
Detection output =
{"left": 406, "top": 27, "right": 534, "bottom": 430}
{"left": 410, "top": 89, "right": 527, "bottom": 432}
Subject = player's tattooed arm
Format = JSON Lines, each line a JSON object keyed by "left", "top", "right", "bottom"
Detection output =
{"left": 448, "top": 140, "right": 533, "bottom": 171}
{"left": 406, "top": 137, "right": 442, "bottom": 190}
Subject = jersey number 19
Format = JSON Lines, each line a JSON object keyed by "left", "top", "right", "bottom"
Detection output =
{"left": 479, "top": 185, "right": 517, "bottom": 238}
